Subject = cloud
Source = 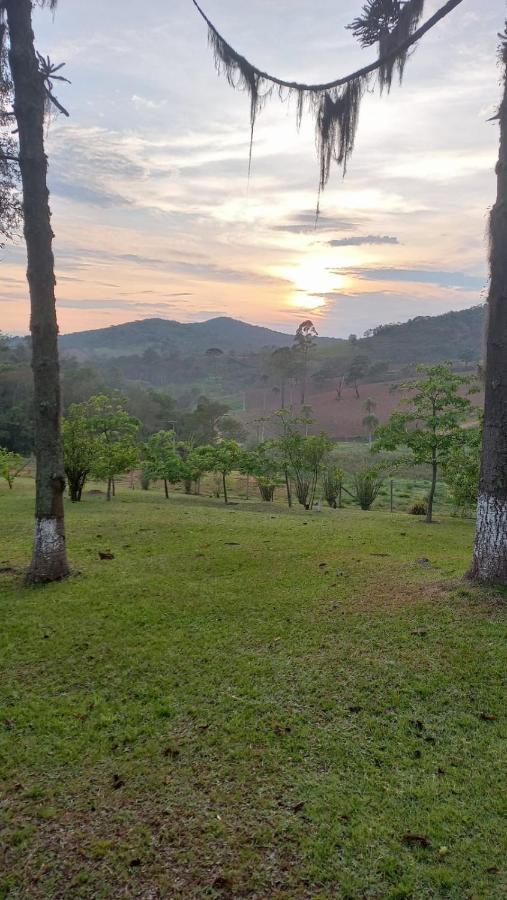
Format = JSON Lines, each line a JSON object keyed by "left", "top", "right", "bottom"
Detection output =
{"left": 333, "top": 267, "right": 487, "bottom": 291}
{"left": 273, "top": 211, "right": 361, "bottom": 234}
{"left": 131, "top": 94, "right": 167, "bottom": 111}
{"left": 328, "top": 235, "right": 399, "bottom": 247}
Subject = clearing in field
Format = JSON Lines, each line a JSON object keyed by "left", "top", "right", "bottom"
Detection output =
{"left": 1, "top": 483, "right": 506, "bottom": 898}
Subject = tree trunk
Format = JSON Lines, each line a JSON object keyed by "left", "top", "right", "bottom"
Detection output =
{"left": 222, "top": 472, "right": 228, "bottom": 504}
{"left": 426, "top": 457, "right": 437, "bottom": 524}
{"left": 470, "top": 44, "right": 507, "bottom": 584}
{"left": 284, "top": 467, "right": 292, "bottom": 508}
{"left": 107, "top": 478, "right": 112, "bottom": 501}
{"left": 7, "top": 0, "right": 69, "bottom": 584}
{"left": 164, "top": 478, "right": 169, "bottom": 499}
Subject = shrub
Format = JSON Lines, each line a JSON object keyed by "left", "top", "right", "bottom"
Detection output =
{"left": 409, "top": 500, "right": 427, "bottom": 516}
{"left": 322, "top": 467, "right": 345, "bottom": 508}
{"left": 352, "top": 469, "right": 384, "bottom": 510}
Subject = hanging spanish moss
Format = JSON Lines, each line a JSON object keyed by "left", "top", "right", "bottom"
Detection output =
{"left": 192, "top": 0, "right": 463, "bottom": 199}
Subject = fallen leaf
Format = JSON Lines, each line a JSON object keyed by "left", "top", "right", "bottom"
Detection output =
{"left": 480, "top": 712, "right": 498, "bottom": 722}
{"left": 99, "top": 551, "right": 115, "bottom": 560}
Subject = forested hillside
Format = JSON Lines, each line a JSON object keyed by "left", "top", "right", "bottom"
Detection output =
{"left": 2, "top": 305, "right": 484, "bottom": 452}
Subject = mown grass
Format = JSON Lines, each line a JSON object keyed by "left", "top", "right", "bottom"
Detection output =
{"left": 1, "top": 482, "right": 506, "bottom": 898}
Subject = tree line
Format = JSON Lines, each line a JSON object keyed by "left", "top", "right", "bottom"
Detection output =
{"left": 1, "top": 364, "right": 481, "bottom": 525}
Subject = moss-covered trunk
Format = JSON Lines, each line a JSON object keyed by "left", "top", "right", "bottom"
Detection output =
{"left": 7, "top": 0, "right": 69, "bottom": 584}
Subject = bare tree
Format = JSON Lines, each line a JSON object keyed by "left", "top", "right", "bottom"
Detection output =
{"left": 193, "top": 0, "right": 507, "bottom": 585}
{"left": 1, "top": 0, "right": 70, "bottom": 583}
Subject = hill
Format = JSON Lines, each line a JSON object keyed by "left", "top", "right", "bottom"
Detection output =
{"left": 59, "top": 316, "right": 332, "bottom": 357}
{"left": 59, "top": 306, "right": 485, "bottom": 367}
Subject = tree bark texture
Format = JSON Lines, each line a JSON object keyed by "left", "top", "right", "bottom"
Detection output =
{"left": 471, "top": 42, "right": 507, "bottom": 584}
{"left": 6, "top": 0, "right": 69, "bottom": 583}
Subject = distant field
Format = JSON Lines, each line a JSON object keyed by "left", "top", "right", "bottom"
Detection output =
{"left": 1, "top": 483, "right": 505, "bottom": 898}
{"left": 243, "top": 382, "right": 484, "bottom": 442}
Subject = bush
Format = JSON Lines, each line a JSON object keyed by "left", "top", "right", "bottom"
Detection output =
{"left": 352, "top": 469, "right": 384, "bottom": 511}
{"left": 257, "top": 479, "right": 276, "bottom": 502}
{"left": 409, "top": 500, "right": 427, "bottom": 516}
{"left": 322, "top": 467, "right": 344, "bottom": 508}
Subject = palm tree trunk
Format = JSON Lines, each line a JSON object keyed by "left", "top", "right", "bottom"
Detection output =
{"left": 6, "top": 0, "right": 69, "bottom": 584}
{"left": 471, "top": 41, "right": 507, "bottom": 584}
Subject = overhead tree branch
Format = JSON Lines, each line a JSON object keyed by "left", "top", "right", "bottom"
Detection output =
{"left": 191, "top": 0, "right": 465, "bottom": 93}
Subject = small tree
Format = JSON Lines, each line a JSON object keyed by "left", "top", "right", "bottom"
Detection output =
{"left": 83, "top": 395, "right": 140, "bottom": 501}
{"left": 374, "top": 364, "right": 479, "bottom": 523}
{"left": 346, "top": 355, "right": 369, "bottom": 399}
{"left": 362, "top": 398, "right": 379, "bottom": 443}
{"left": 322, "top": 466, "right": 345, "bottom": 509}
{"left": 142, "top": 430, "right": 182, "bottom": 499}
{"left": 63, "top": 408, "right": 100, "bottom": 502}
{"left": 276, "top": 412, "right": 332, "bottom": 508}
{"left": 294, "top": 320, "right": 318, "bottom": 405}
{"left": 190, "top": 440, "right": 243, "bottom": 504}
{"left": 241, "top": 444, "right": 282, "bottom": 502}
{"left": 444, "top": 426, "right": 482, "bottom": 516}
{"left": 0, "top": 447, "right": 25, "bottom": 489}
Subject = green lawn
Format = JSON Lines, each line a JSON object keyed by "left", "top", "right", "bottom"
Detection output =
{"left": 1, "top": 484, "right": 506, "bottom": 898}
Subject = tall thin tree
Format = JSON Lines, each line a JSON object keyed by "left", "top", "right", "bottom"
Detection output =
{"left": 470, "top": 34, "right": 507, "bottom": 584}
{"left": 1, "top": 0, "right": 70, "bottom": 583}
{"left": 193, "top": 0, "right": 507, "bottom": 585}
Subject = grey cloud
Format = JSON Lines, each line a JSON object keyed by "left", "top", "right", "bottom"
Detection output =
{"left": 329, "top": 235, "right": 399, "bottom": 247}
{"left": 332, "top": 267, "right": 486, "bottom": 290}
{"left": 273, "top": 211, "right": 361, "bottom": 234}
{"left": 50, "top": 177, "right": 132, "bottom": 208}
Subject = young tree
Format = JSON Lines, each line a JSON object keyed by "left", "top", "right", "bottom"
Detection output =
{"left": 444, "top": 425, "right": 482, "bottom": 517}
{"left": 362, "top": 397, "right": 379, "bottom": 443}
{"left": 322, "top": 466, "right": 345, "bottom": 509}
{"left": 82, "top": 395, "right": 140, "bottom": 501}
{"left": 346, "top": 355, "right": 369, "bottom": 399}
{"left": 294, "top": 320, "right": 318, "bottom": 405}
{"left": 241, "top": 444, "right": 282, "bottom": 502}
{"left": 374, "top": 364, "right": 478, "bottom": 523}
{"left": 191, "top": 440, "right": 244, "bottom": 504}
{"left": 275, "top": 410, "right": 332, "bottom": 508}
{"left": 269, "top": 347, "right": 298, "bottom": 409}
{"left": 63, "top": 407, "right": 100, "bottom": 502}
{"left": 142, "top": 430, "right": 182, "bottom": 499}
{"left": 0, "top": 447, "right": 25, "bottom": 488}
{"left": 2, "top": 0, "right": 70, "bottom": 583}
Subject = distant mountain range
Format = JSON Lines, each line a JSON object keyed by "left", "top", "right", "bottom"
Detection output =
{"left": 59, "top": 306, "right": 485, "bottom": 365}
{"left": 59, "top": 316, "right": 324, "bottom": 356}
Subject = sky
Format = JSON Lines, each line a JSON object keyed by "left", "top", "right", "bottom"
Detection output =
{"left": 1, "top": 0, "right": 503, "bottom": 337}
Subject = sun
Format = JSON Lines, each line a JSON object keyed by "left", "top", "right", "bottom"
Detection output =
{"left": 272, "top": 254, "right": 351, "bottom": 312}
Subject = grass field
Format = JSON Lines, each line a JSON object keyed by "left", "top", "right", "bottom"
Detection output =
{"left": 1, "top": 483, "right": 506, "bottom": 898}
